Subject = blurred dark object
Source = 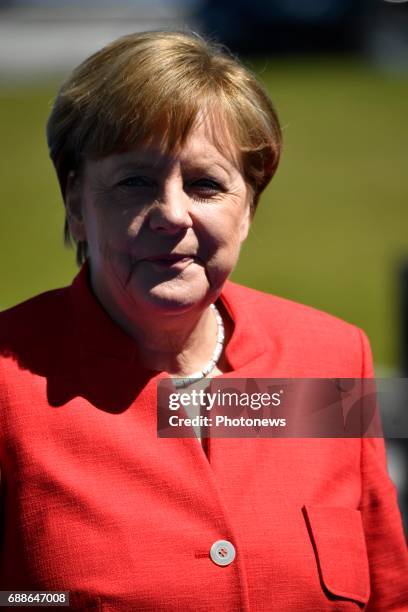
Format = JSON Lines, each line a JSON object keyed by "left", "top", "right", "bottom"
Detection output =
{"left": 395, "top": 262, "right": 408, "bottom": 536}
{"left": 194, "top": 0, "right": 408, "bottom": 58}
{"left": 193, "top": 0, "right": 365, "bottom": 54}
{"left": 401, "top": 263, "right": 408, "bottom": 378}
{"left": 363, "top": 0, "right": 408, "bottom": 72}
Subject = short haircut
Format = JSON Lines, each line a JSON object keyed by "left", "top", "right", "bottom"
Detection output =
{"left": 46, "top": 30, "right": 282, "bottom": 265}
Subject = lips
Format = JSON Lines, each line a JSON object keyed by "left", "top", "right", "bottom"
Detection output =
{"left": 142, "top": 254, "right": 197, "bottom": 269}
{"left": 145, "top": 254, "right": 195, "bottom": 263}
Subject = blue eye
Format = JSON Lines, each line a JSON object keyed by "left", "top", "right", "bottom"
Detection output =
{"left": 188, "top": 179, "right": 223, "bottom": 197}
{"left": 118, "top": 176, "right": 153, "bottom": 187}
{"left": 193, "top": 179, "right": 221, "bottom": 190}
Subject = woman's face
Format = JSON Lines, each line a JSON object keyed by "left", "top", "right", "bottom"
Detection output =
{"left": 68, "top": 121, "right": 251, "bottom": 320}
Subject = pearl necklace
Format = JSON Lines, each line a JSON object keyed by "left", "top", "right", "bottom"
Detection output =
{"left": 173, "top": 303, "right": 225, "bottom": 388}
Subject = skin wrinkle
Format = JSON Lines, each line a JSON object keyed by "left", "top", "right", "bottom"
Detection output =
{"left": 50, "top": 33, "right": 283, "bottom": 267}
{"left": 66, "top": 119, "right": 250, "bottom": 376}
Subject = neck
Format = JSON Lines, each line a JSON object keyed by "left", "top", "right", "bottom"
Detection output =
{"left": 91, "top": 280, "right": 230, "bottom": 376}
{"left": 129, "top": 305, "right": 219, "bottom": 376}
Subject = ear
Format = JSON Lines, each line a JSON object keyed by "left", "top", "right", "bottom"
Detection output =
{"left": 239, "top": 201, "right": 251, "bottom": 243}
{"left": 65, "top": 170, "right": 86, "bottom": 242}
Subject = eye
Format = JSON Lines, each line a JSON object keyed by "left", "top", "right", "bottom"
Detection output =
{"left": 117, "top": 176, "right": 154, "bottom": 188}
{"left": 187, "top": 178, "right": 224, "bottom": 199}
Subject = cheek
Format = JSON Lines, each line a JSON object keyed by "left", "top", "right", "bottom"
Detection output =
{"left": 200, "top": 214, "right": 244, "bottom": 279}
{"left": 85, "top": 208, "right": 135, "bottom": 258}
{"left": 213, "top": 237, "right": 242, "bottom": 267}
{"left": 86, "top": 223, "right": 115, "bottom": 260}
{"left": 207, "top": 207, "right": 247, "bottom": 251}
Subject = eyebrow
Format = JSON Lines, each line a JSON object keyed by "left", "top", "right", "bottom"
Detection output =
{"left": 110, "top": 158, "right": 233, "bottom": 179}
{"left": 111, "top": 160, "right": 163, "bottom": 171}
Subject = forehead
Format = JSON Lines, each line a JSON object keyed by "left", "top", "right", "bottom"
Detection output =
{"left": 87, "top": 117, "right": 242, "bottom": 175}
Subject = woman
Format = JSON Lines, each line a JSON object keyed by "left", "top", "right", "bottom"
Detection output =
{"left": 0, "top": 31, "right": 406, "bottom": 611}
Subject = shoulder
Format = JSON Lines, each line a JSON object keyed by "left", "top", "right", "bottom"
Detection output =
{"left": 0, "top": 286, "right": 69, "bottom": 337}
{"left": 223, "top": 280, "right": 373, "bottom": 376}
{"left": 0, "top": 286, "right": 71, "bottom": 371}
{"left": 224, "top": 279, "right": 356, "bottom": 332}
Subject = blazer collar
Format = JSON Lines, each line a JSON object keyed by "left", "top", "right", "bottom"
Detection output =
{"left": 69, "top": 262, "right": 139, "bottom": 363}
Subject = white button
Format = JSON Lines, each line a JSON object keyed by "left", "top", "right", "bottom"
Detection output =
{"left": 210, "top": 540, "right": 236, "bottom": 566}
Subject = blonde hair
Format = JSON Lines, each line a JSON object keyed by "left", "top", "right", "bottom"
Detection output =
{"left": 46, "top": 30, "right": 282, "bottom": 265}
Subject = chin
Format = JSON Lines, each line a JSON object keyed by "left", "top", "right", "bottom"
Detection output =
{"left": 134, "top": 281, "right": 210, "bottom": 316}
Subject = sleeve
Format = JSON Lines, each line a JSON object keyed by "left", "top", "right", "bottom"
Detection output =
{"left": 358, "top": 329, "right": 408, "bottom": 610}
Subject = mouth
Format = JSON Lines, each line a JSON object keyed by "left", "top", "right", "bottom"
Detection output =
{"left": 142, "top": 254, "right": 197, "bottom": 270}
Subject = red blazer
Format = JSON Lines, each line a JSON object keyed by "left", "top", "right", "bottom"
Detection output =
{"left": 0, "top": 265, "right": 407, "bottom": 611}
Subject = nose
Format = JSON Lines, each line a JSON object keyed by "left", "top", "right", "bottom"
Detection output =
{"left": 148, "top": 184, "right": 193, "bottom": 235}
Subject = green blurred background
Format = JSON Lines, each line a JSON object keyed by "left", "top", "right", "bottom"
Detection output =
{"left": 1, "top": 58, "right": 407, "bottom": 370}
